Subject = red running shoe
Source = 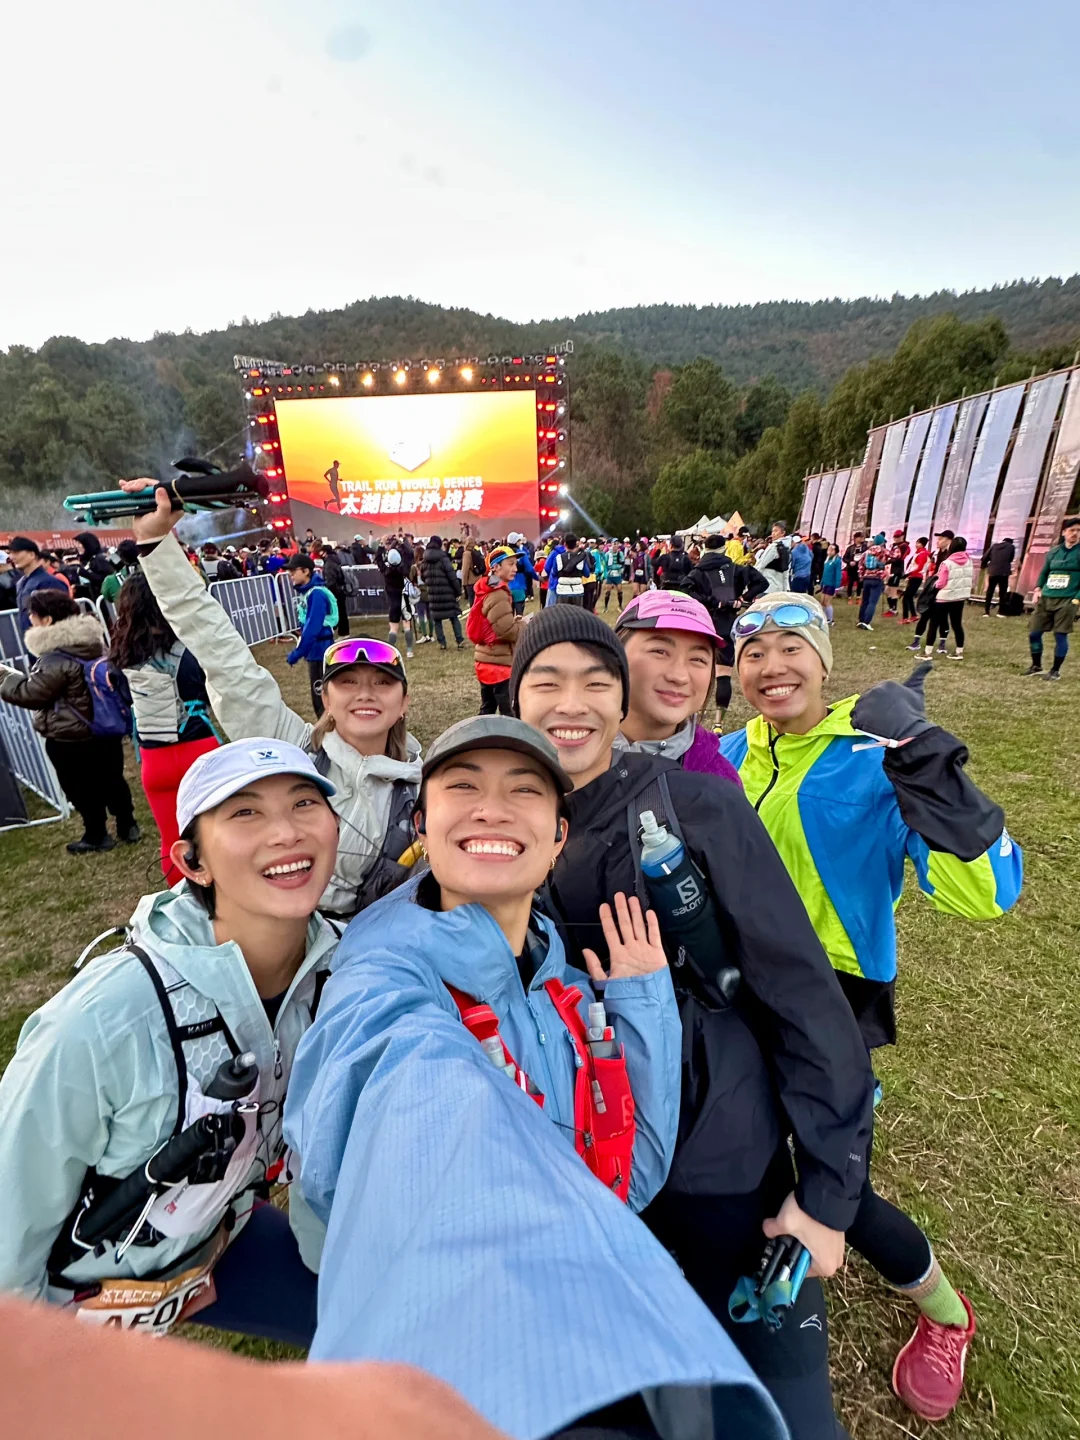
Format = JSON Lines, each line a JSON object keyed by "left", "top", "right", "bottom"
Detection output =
{"left": 892, "top": 1293, "right": 976, "bottom": 1422}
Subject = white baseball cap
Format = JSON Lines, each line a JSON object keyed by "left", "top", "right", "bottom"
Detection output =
{"left": 176, "top": 739, "right": 336, "bottom": 836}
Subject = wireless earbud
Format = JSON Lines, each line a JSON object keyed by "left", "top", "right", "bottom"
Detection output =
{"left": 183, "top": 849, "right": 198, "bottom": 868}
{"left": 416, "top": 816, "right": 426, "bottom": 835}
{"left": 554, "top": 822, "right": 564, "bottom": 843}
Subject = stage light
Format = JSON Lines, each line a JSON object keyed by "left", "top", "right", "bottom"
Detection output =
{"left": 362, "top": 372, "right": 374, "bottom": 388}
{"left": 558, "top": 509, "right": 569, "bottom": 522}
{"left": 558, "top": 484, "right": 568, "bottom": 496}
{"left": 460, "top": 366, "right": 474, "bottom": 383}
{"left": 427, "top": 367, "right": 441, "bottom": 385}
{"left": 394, "top": 370, "right": 407, "bottom": 386}
{"left": 329, "top": 375, "right": 340, "bottom": 387}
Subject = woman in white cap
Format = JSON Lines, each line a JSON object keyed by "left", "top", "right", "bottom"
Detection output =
{"left": 119, "top": 481, "right": 423, "bottom": 919}
{"left": 0, "top": 739, "right": 340, "bottom": 1345}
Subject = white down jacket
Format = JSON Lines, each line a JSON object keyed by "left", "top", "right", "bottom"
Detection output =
{"left": 141, "top": 533, "right": 422, "bottom": 915}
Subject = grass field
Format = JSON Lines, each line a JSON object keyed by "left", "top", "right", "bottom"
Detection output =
{"left": 1, "top": 598, "right": 1077, "bottom": 1439}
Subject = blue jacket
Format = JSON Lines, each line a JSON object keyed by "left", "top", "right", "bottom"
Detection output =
{"left": 15, "top": 567, "right": 70, "bottom": 632}
{"left": 509, "top": 550, "right": 540, "bottom": 601}
{"left": 822, "top": 555, "right": 843, "bottom": 589}
{"left": 287, "top": 575, "right": 333, "bottom": 665}
{"left": 721, "top": 697, "right": 1023, "bottom": 985}
{"left": 284, "top": 876, "right": 784, "bottom": 1440}
{"left": 789, "top": 542, "right": 813, "bottom": 580}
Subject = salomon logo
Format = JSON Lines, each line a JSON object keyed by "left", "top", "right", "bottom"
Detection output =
{"left": 800, "top": 1314, "right": 823, "bottom": 1332}
{"left": 676, "top": 876, "right": 701, "bottom": 905}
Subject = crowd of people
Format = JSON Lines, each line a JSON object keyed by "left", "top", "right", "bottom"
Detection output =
{"left": 0, "top": 475, "right": 1040, "bottom": 1439}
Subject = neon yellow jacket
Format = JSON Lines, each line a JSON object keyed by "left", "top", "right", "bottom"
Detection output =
{"left": 720, "top": 697, "right": 1022, "bottom": 982}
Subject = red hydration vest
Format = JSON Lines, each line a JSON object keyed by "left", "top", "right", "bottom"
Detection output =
{"left": 446, "top": 978, "right": 636, "bottom": 1203}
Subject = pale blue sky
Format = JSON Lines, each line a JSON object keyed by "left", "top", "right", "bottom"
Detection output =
{"left": 2, "top": 0, "right": 1077, "bottom": 348}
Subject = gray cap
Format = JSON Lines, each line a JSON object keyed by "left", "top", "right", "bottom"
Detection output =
{"left": 421, "top": 716, "right": 573, "bottom": 794}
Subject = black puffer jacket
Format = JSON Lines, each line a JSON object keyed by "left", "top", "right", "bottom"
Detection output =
{"left": 421, "top": 543, "right": 462, "bottom": 620}
{"left": 0, "top": 613, "right": 108, "bottom": 741}
{"left": 545, "top": 752, "right": 873, "bottom": 1232}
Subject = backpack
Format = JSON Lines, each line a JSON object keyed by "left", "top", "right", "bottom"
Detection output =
{"left": 56, "top": 653, "right": 132, "bottom": 738}
{"left": 559, "top": 549, "right": 588, "bottom": 581}
{"left": 696, "top": 558, "right": 736, "bottom": 610}
{"left": 764, "top": 542, "right": 790, "bottom": 573}
{"left": 863, "top": 549, "right": 883, "bottom": 572}
{"left": 124, "top": 644, "right": 218, "bottom": 746}
{"left": 466, "top": 590, "right": 498, "bottom": 647}
{"left": 659, "top": 553, "right": 693, "bottom": 589}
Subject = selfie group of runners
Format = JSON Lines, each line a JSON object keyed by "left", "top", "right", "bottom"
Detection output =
{"left": 0, "top": 485, "right": 1025, "bottom": 1440}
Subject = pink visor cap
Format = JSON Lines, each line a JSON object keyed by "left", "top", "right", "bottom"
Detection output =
{"left": 615, "top": 590, "right": 719, "bottom": 644}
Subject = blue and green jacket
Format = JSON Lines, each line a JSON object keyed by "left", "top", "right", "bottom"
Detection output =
{"left": 720, "top": 695, "right": 1022, "bottom": 984}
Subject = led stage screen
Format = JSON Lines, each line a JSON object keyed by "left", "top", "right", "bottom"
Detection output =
{"left": 275, "top": 390, "right": 542, "bottom": 540}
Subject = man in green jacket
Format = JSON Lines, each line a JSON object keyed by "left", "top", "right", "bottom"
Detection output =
{"left": 1024, "top": 516, "right": 1080, "bottom": 680}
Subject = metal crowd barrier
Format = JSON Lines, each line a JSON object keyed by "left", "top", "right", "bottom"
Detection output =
{"left": 0, "top": 559, "right": 391, "bottom": 835}
{"left": 0, "top": 610, "right": 26, "bottom": 663}
{"left": 206, "top": 571, "right": 303, "bottom": 645}
{"left": 342, "top": 564, "right": 392, "bottom": 617}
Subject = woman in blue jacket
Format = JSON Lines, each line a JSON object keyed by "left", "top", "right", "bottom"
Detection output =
{"left": 285, "top": 715, "right": 788, "bottom": 1440}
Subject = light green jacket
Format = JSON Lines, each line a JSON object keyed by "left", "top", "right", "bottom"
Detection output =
{"left": 0, "top": 886, "right": 337, "bottom": 1300}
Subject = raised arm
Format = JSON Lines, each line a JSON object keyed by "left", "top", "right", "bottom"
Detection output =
{"left": 127, "top": 486, "right": 312, "bottom": 748}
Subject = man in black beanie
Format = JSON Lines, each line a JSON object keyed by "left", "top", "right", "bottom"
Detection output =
{"left": 511, "top": 606, "right": 874, "bottom": 1439}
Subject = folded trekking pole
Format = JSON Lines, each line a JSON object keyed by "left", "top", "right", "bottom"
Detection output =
{"left": 65, "top": 458, "right": 269, "bottom": 525}
{"left": 728, "top": 1235, "right": 812, "bottom": 1330}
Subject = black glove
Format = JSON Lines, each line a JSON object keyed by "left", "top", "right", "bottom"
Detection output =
{"left": 854, "top": 666, "right": 1004, "bottom": 861}
{"left": 851, "top": 663, "right": 934, "bottom": 743}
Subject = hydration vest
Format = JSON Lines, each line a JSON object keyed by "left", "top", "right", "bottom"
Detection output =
{"left": 49, "top": 944, "right": 329, "bottom": 1283}
{"left": 447, "top": 977, "right": 636, "bottom": 1203}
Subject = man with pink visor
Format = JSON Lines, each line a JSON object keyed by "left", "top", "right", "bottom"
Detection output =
{"left": 614, "top": 590, "right": 741, "bottom": 784}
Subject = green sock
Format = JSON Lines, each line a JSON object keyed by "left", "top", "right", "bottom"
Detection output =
{"left": 897, "top": 1254, "right": 969, "bottom": 1328}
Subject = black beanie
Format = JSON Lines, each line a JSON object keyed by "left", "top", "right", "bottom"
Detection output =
{"left": 509, "top": 605, "right": 629, "bottom": 717}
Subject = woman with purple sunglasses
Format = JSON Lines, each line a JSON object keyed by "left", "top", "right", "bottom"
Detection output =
{"left": 123, "top": 484, "right": 423, "bottom": 918}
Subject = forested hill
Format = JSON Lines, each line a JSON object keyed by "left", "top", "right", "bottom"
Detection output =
{"left": 4, "top": 276, "right": 1080, "bottom": 528}
{"left": 72, "top": 275, "right": 1080, "bottom": 389}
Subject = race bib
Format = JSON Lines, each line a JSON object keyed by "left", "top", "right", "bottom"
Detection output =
{"left": 1045, "top": 572, "right": 1070, "bottom": 590}
{"left": 71, "top": 1228, "right": 228, "bottom": 1335}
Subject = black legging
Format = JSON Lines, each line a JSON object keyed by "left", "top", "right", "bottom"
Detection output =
{"left": 984, "top": 575, "right": 1008, "bottom": 613}
{"left": 46, "top": 735, "right": 135, "bottom": 845}
{"left": 901, "top": 575, "right": 921, "bottom": 621}
{"left": 845, "top": 1120, "right": 933, "bottom": 1289}
{"left": 645, "top": 1153, "right": 846, "bottom": 1440}
{"left": 925, "top": 600, "right": 965, "bottom": 650}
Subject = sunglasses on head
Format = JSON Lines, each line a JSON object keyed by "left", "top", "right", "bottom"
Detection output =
{"left": 732, "top": 603, "right": 828, "bottom": 640}
{"left": 322, "top": 638, "right": 405, "bottom": 672}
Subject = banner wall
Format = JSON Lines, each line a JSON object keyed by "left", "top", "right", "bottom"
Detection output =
{"left": 1018, "top": 373, "right": 1080, "bottom": 592}
{"left": 957, "top": 384, "right": 1025, "bottom": 560}
{"left": 933, "top": 393, "right": 989, "bottom": 535}
{"left": 809, "top": 472, "right": 836, "bottom": 534}
{"left": 885, "top": 410, "right": 932, "bottom": 535}
{"left": 869, "top": 421, "right": 907, "bottom": 536}
{"left": 991, "top": 371, "right": 1068, "bottom": 549}
{"left": 850, "top": 427, "right": 886, "bottom": 538}
{"left": 822, "top": 469, "right": 851, "bottom": 541}
{"left": 799, "top": 476, "right": 821, "bottom": 533}
{"left": 905, "top": 403, "right": 957, "bottom": 541}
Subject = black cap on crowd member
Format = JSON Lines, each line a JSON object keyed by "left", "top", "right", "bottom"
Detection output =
{"left": 935, "top": 529, "right": 955, "bottom": 541}
{"left": 1064, "top": 516, "right": 1080, "bottom": 529}
{"left": 8, "top": 535, "right": 40, "bottom": 557}
{"left": 509, "top": 604, "right": 630, "bottom": 717}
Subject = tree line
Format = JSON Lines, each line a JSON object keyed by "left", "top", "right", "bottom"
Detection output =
{"left": 2, "top": 282, "right": 1080, "bottom": 531}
